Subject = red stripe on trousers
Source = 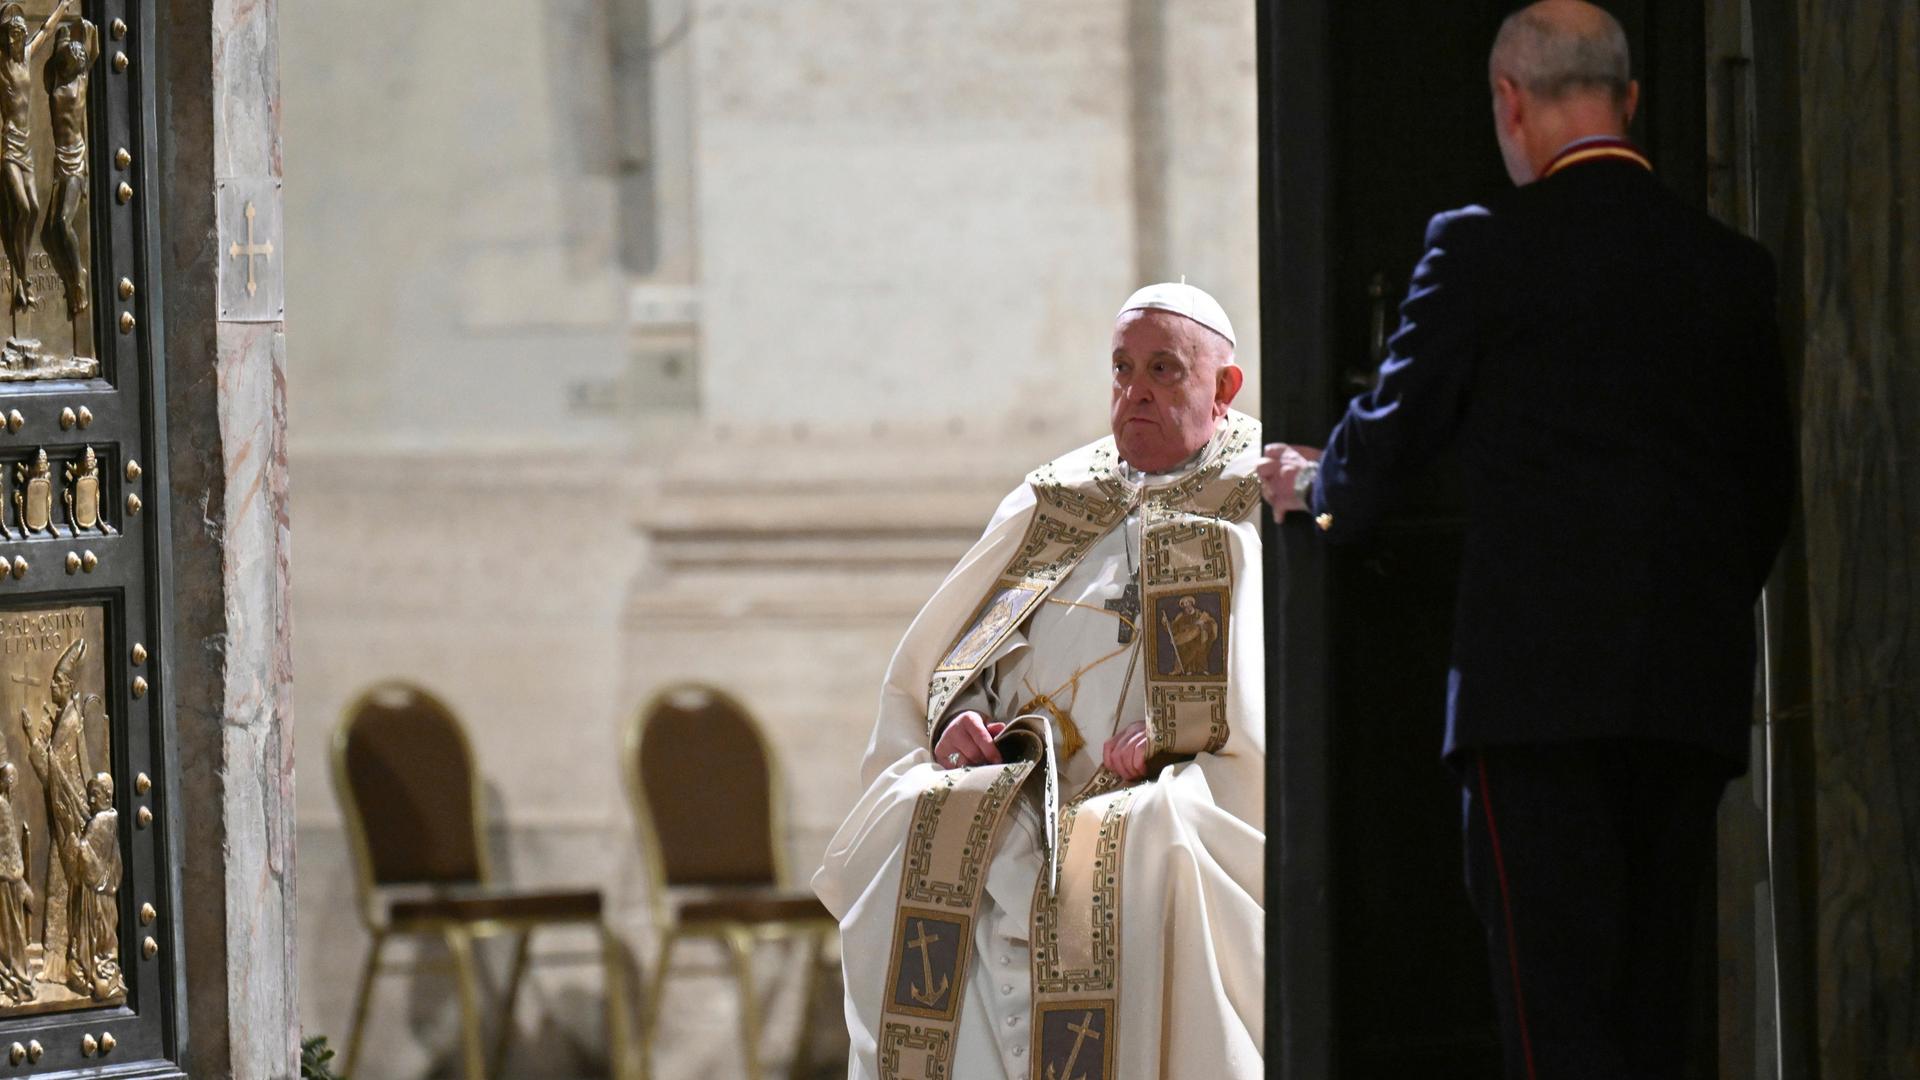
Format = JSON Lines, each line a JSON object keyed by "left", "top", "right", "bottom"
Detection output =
{"left": 1478, "top": 752, "right": 1540, "bottom": 1080}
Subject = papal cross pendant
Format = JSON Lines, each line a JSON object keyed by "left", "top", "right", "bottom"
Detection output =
{"left": 1105, "top": 582, "right": 1141, "bottom": 644}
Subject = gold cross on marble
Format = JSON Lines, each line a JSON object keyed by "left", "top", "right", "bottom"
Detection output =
{"left": 227, "top": 201, "right": 274, "bottom": 298}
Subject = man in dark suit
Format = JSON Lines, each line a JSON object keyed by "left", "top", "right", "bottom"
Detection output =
{"left": 1259, "top": 1, "right": 1794, "bottom": 1076}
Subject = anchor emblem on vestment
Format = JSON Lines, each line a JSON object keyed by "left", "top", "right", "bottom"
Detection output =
{"left": 906, "top": 920, "right": 950, "bottom": 1007}
{"left": 1046, "top": 1010, "right": 1102, "bottom": 1080}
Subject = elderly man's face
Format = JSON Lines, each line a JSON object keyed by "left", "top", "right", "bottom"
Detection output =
{"left": 1110, "top": 310, "right": 1239, "bottom": 473}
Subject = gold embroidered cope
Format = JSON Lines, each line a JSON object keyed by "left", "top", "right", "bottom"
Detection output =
{"left": 878, "top": 414, "right": 1259, "bottom": 1080}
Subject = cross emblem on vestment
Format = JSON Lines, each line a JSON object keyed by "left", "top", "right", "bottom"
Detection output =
{"left": 227, "top": 201, "right": 274, "bottom": 297}
{"left": 1047, "top": 1010, "right": 1103, "bottom": 1080}
{"left": 1105, "top": 582, "right": 1140, "bottom": 645}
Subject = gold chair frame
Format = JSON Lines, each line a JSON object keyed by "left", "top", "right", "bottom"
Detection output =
{"left": 626, "top": 683, "right": 838, "bottom": 1080}
{"left": 332, "top": 681, "right": 637, "bottom": 1080}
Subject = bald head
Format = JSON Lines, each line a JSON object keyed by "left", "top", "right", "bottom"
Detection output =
{"left": 1487, "top": 0, "right": 1639, "bottom": 184}
{"left": 1492, "top": 0, "right": 1631, "bottom": 102}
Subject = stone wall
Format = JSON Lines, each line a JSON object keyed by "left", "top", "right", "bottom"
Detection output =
{"left": 1800, "top": 1, "right": 1920, "bottom": 1076}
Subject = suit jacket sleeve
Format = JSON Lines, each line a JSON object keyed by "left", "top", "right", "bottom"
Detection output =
{"left": 1311, "top": 207, "right": 1487, "bottom": 541}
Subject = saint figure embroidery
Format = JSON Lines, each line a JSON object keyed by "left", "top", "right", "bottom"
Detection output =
{"left": 1152, "top": 590, "right": 1227, "bottom": 680}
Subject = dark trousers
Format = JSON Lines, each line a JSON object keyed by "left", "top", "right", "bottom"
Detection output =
{"left": 1462, "top": 741, "right": 1731, "bottom": 1080}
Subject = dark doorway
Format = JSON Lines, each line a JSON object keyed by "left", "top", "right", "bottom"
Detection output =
{"left": 1259, "top": 3, "right": 1706, "bottom": 1076}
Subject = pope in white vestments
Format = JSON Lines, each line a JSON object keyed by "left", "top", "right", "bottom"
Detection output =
{"left": 814, "top": 283, "right": 1265, "bottom": 1080}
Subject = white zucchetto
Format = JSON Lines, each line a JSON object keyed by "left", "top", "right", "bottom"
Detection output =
{"left": 1118, "top": 281, "right": 1237, "bottom": 357}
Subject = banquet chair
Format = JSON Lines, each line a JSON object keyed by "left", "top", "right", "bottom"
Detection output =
{"left": 627, "top": 682, "right": 838, "bottom": 1080}
{"left": 333, "top": 680, "right": 636, "bottom": 1080}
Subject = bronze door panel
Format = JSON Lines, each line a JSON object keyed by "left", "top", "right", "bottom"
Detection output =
{"left": 0, "top": 0, "right": 184, "bottom": 1074}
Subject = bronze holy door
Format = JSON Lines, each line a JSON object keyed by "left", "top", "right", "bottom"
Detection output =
{"left": 0, "top": 0, "right": 185, "bottom": 1074}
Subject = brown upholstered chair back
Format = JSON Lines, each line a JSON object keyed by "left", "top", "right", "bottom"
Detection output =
{"left": 336, "top": 682, "right": 485, "bottom": 887}
{"left": 633, "top": 684, "right": 779, "bottom": 888}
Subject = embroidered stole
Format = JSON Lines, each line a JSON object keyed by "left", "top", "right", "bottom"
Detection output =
{"left": 878, "top": 415, "right": 1260, "bottom": 1080}
{"left": 878, "top": 725, "right": 1046, "bottom": 1079}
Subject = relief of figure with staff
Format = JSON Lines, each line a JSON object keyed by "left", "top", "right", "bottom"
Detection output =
{"left": 20, "top": 636, "right": 93, "bottom": 992}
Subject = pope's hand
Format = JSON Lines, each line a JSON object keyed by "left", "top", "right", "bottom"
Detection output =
{"left": 934, "top": 710, "right": 1005, "bottom": 769}
{"left": 1255, "top": 442, "right": 1324, "bottom": 515}
{"left": 1102, "top": 721, "right": 1151, "bottom": 781}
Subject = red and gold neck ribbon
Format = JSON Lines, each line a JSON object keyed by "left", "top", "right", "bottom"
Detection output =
{"left": 1541, "top": 137, "right": 1652, "bottom": 179}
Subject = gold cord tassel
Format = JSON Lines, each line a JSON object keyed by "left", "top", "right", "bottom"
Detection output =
{"left": 1056, "top": 712, "right": 1086, "bottom": 761}
{"left": 1024, "top": 691, "right": 1085, "bottom": 761}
